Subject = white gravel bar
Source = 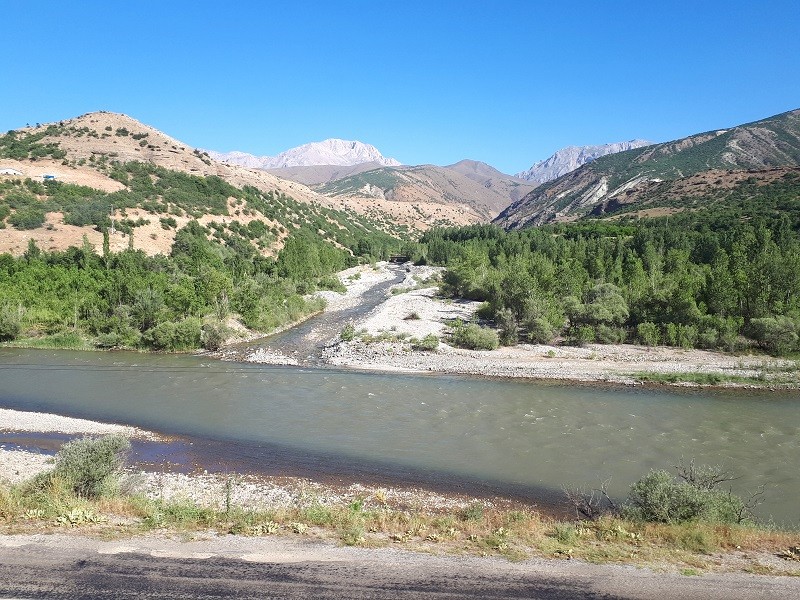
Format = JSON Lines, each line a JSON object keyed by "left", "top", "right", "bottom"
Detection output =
{"left": 0, "top": 408, "right": 159, "bottom": 439}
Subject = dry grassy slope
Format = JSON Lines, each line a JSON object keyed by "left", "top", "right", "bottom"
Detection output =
{"left": 316, "top": 164, "right": 534, "bottom": 220}
{"left": 15, "top": 112, "right": 332, "bottom": 206}
{"left": 0, "top": 112, "right": 317, "bottom": 256}
{"left": 596, "top": 166, "right": 800, "bottom": 219}
{"left": 0, "top": 112, "right": 487, "bottom": 256}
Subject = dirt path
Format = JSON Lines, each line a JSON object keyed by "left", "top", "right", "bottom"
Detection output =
{"left": 1, "top": 534, "right": 796, "bottom": 599}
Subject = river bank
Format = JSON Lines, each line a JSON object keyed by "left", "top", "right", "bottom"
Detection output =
{"left": 2, "top": 407, "right": 799, "bottom": 578}
{"left": 0, "top": 408, "right": 517, "bottom": 514}
{"left": 231, "top": 262, "right": 797, "bottom": 388}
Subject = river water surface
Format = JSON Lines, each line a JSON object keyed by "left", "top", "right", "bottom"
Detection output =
{"left": 0, "top": 348, "right": 797, "bottom": 525}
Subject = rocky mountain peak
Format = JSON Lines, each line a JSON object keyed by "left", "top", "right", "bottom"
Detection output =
{"left": 207, "top": 138, "right": 402, "bottom": 169}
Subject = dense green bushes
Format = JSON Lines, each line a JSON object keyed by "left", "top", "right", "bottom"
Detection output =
{"left": 0, "top": 304, "right": 22, "bottom": 341}
{"left": 423, "top": 216, "right": 800, "bottom": 355}
{"left": 7, "top": 207, "right": 45, "bottom": 229}
{"left": 141, "top": 318, "right": 202, "bottom": 351}
{"left": 625, "top": 470, "right": 746, "bottom": 524}
{"left": 0, "top": 220, "right": 351, "bottom": 351}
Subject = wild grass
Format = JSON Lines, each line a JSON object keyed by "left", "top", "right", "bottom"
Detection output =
{"left": 629, "top": 370, "right": 800, "bottom": 387}
{"left": 2, "top": 440, "right": 798, "bottom": 575}
{"left": 2, "top": 474, "right": 798, "bottom": 575}
{"left": 5, "top": 331, "right": 92, "bottom": 350}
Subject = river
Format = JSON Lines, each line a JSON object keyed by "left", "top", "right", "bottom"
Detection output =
{"left": 0, "top": 348, "right": 797, "bottom": 525}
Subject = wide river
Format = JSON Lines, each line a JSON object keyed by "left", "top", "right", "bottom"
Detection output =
{"left": 0, "top": 348, "right": 797, "bottom": 525}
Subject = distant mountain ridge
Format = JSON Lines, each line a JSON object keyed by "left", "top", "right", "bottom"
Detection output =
{"left": 515, "top": 140, "right": 654, "bottom": 184}
{"left": 314, "top": 162, "right": 537, "bottom": 220}
{"left": 495, "top": 108, "right": 800, "bottom": 229}
{"left": 208, "top": 139, "right": 401, "bottom": 169}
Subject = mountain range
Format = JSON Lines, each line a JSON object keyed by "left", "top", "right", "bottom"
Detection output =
{"left": 2, "top": 107, "right": 799, "bottom": 258}
{"left": 210, "top": 139, "right": 540, "bottom": 220}
{"left": 314, "top": 162, "right": 535, "bottom": 220}
{"left": 495, "top": 108, "right": 800, "bottom": 229}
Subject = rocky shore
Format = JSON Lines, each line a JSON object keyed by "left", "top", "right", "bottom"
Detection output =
{"left": 0, "top": 408, "right": 497, "bottom": 514}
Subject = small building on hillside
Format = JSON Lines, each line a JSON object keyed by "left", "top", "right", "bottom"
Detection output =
{"left": 0, "top": 168, "right": 22, "bottom": 176}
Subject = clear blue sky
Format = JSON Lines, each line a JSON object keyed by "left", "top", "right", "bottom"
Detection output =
{"left": 1, "top": 0, "right": 798, "bottom": 173}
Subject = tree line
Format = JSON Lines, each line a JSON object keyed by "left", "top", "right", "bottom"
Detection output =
{"left": 0, "top": 219, "right": 395, "bottom": 351}
{"left": 419, "top": 213, "right": 800, "bottom": 355}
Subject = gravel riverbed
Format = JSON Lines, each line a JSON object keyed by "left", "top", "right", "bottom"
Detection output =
{"left": 0, "top": 408, "right": 496, "bottom": 513}
{"left": 315, "top": 264, "right": 788, "bottom": 385}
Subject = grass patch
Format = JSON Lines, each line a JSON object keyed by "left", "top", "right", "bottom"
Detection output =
{"left": 5, "top": 331, "right": 92, "bottom": 350}
{"left": 630, "top": 371, "right": 768, "bottom": 386}
{"left": 2, "top": 444, "right": 799, "bottom": 575}
{"left": 2, "top": 476, "right": 797, "bottom": 574}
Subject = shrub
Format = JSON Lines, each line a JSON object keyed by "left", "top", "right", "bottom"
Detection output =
{"left": 526, "top": 317, "right": 556, "bottom": 344}
{"left": 568, "top": 325, "right": 595, "bottom": 346}
{"left": 676, "top": 324, "right": 697, "bottom": 349}
{"left": 52, "top": 435, "right": 131, "bottom": 499}
{"left": 450, "top": 322, "right": 499, "bottom": 350}
{"left": 460, "top": 502, "right": 485, "bottom": 521}
{"left": 696, "top": 329, "right": 719, "bottom": 349}
{"left": 747, "top": 317, "right": 799, "bottom": 356}
{"left": 624, "top": 468, "right": 747, "bottom": 524}
{"left": 0, "top": 304, "right": 23, "bottom": 341}
{"left": 495, "top": 307, "right": 518, "bottom": 346}
{"left": 552, "top": 523, "right": 579, "bottom": 545}
{"left": 295, "top": 280, "right": 316, "bottom": 295}
{"left": 595, "top": 324, "right": 626, "bottom": 344}
{"left": 317, "top": 275, "right": 346, "bottom": 293}
{"left": 412, "top": 333, "right": 439, "bottom": 351}
{"left": 95, "top": 332, "right": 123, "bottom": 348}
{"left": 142, "top": 318, "right": 201, "bottom": 351}
{"left": 636, "top": 322, "right": 660, "bottom": 346}
{"left": 159, "top": 216, "right": 178, "bottom": 230}
{"left": 201, "top": 320, "right": 229, "bottom": 351}
{"left": 340, "top": 322, "right": 356, "bottom": 342}
{"left": 8, "top": 207, "right": 45, "bottom": 229}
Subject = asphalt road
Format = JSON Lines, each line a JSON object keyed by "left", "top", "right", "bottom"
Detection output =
{"left": 1, "top": 534, "right": 798, "bottom": 599}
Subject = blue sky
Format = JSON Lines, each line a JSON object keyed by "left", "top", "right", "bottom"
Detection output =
{"left": 1, "top": 1, "right": 798, "bottom": 173}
